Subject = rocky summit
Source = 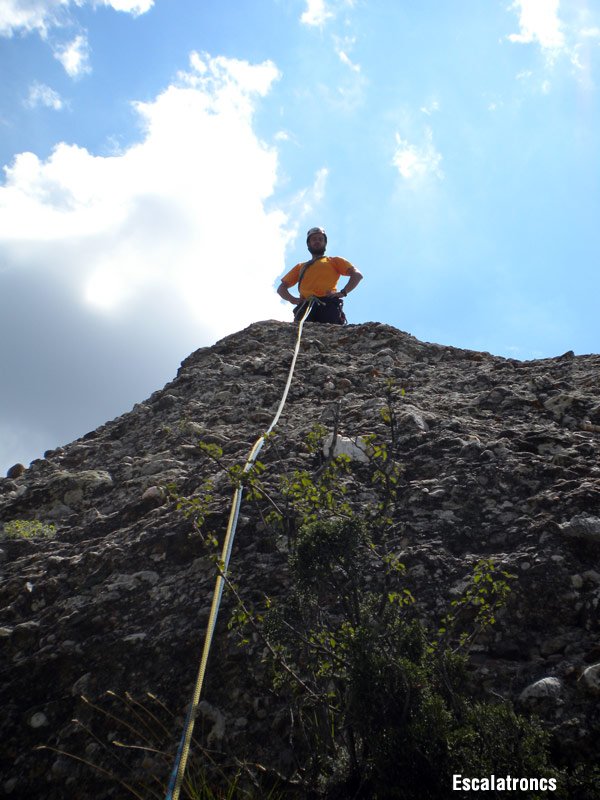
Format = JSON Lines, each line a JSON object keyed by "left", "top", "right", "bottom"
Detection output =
{"left": 1, "top": 320, "right": 599, "bottom": 799}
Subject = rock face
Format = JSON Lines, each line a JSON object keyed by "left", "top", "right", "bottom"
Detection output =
{"left": 1, "top": 320, "right": 599, "bottom": 798}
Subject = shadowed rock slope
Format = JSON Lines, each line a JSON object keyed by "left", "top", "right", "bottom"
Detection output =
{"left": 1, "top": 320, "right": 599, "bottom": 798}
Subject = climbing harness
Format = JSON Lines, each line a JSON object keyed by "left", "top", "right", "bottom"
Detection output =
{"left": 293, "top": 292, "right": 324, "bottom": 321}
{"left": 165, "top": 299, "right": 316, "bottom": 800}
{"left": 294, "top": 294, "right": 346, "bottom": 326}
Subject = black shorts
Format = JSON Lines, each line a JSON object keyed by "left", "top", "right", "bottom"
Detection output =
{"left": 293, "top": 296, "right": 347, "bottom": 325}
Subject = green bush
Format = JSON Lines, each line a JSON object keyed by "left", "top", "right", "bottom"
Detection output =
{"left": 3, "top": 519, "right": 56, "bottom": 539}
{"left": 262, "top": 516, "right": 560, "bottom": 799}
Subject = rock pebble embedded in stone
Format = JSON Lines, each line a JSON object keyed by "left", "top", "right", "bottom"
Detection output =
{"left": 581, "top": 663, "right": 600, "bottom": 695}
{"left": 518, "top": 677, "right": 564, "bottom": 707}
{"left": 560, "top": 514, "right": 600, "bottom": 543}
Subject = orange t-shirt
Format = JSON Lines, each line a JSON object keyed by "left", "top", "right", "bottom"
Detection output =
{"left": 281, "top": 256, "right": 355, "bottom": 299}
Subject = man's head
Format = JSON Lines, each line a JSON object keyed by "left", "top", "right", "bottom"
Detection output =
{"left": 306, "top": 226, "right": 327, "bottom": 256}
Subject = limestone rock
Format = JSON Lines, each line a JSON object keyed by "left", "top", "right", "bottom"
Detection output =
{"left": 581, "top": 663, "right": 600, "bottom": 695}
{"left": 518, "top": 677, "right": 564, "bottom": 706}
{"left": 1, "top": 320, "right": 599, "bottom": 798}
{"left": 322, "top": 433, "right": 370, "bottom": 463}
{"left": 560, "top": 514, "right": 600, "bottom": 543}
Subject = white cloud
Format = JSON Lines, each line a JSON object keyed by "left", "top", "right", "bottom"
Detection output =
{"left": 0, "top": 52, "right": 315, "bottom": 339}
{"left": 270, "top": 166, "right": 328, "bottom": 249}
{"left": 301, "top": 0, "right": 334, "bottom": 27}
{"left": 507, "top": 0, "right": 565, "bottom": 52}
{"left": 334, "top": 35, "right": 360, "bottom": 72}
{"left": 568, "top": 23, "right": 600, "bottom": 86}
{"left": 24, "top": 82, "right": 65, "bottom": 110}
{"left": 508, "top": 0, "right": 600, "bottom": 68}
{"left": 300, "top": 0, "right": 356, "bottom": 29}
{"left": 420, "top": 100, "right": 440, "bottom": 116}
{"left": 0, "top": 0, "right": 152, "bottom": 80}
{"left": 311, "top": 166, "right": 328, "bottom": 203}
{"left": 392, "top": 128, "right": 443, "bottom": 182}
{"left": 53, "top": 33, "right": 91, "bottom": 77}
{"left": 0, "top": 0, "right": 66, "bottom": 36}
{"left": 0, "top": 0, "right": 152, "bottom": 37}
{"left": 328, "top": 33, "right": 365, "bottom": 109}
{"left": 99, "top": 0, "right": 153, "bottom": 15}
{"left": 580, "top": 27, "right": 600, "bottom": 39}
{"left": 337, "top": 49, "right": 360, "bottom": 72}
{"left": 506, "top": 1, "right": 600, "bottom": 89}
{"left": 0, "top": 52, "right": 327, "bottom": 472}
{"left": 295, "top": 166, "right": 328, "bottom": 215}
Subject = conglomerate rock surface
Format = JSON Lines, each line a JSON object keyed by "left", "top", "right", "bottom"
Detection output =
{"left": 1, "top": 320, "right": 599, "bottom": 798}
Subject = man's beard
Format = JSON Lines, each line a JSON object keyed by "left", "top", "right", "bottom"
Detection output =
{"left": 308, "top": 245, "right": 326, "bottom": 256}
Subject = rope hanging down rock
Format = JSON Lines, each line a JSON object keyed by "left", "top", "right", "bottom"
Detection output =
{"left": 165, "top": 299, "right": 316, "bottom": 800}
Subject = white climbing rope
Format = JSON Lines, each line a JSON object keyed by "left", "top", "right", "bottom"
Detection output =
{"left": 165, "top": 300, "right": 316, "bottom": 800}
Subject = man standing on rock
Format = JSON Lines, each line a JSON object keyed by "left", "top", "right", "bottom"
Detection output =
{"left": 277, "top": 227, "right": 363, "bottom": 324}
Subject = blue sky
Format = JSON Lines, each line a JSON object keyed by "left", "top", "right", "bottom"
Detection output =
{"left": 1, "top": 0, "right": 599, "bottom": 474}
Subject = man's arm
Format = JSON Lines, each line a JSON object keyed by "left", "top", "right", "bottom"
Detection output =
{"left": 277, "top": 281, "right": 302, "bottom": 305}
{"left": 330, "top": 268, "right": 363, "bottom": 299}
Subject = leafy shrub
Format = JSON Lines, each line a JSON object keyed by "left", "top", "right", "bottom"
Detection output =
{"left": 3, "top": 519, "right": 56, "bottom": 539}
{"left": 261, "top": 516, "right": 560, "bottom": 799}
